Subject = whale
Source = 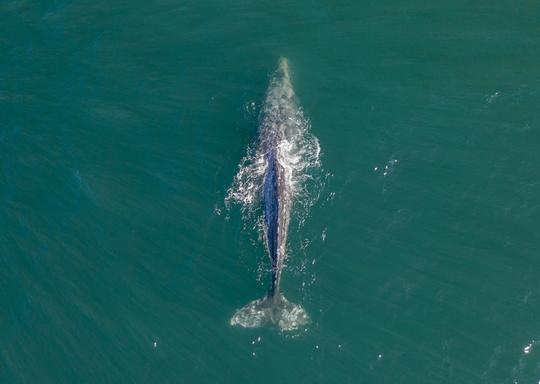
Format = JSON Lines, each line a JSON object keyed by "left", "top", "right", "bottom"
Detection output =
{"left": 230, "top": 58, "right": 309, "bottom": 331}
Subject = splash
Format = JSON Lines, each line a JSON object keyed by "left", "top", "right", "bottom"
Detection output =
{"left": 226, "top": 58, "right": 323, "bottom": 331}
{"left": 225, "top": 58, "right": 322, "bottom": 232}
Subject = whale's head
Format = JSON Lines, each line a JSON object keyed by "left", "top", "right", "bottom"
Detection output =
{"left": 272, "top": 57, "right": 294, "bottom": 101}
{"left": 277, "top": 57, "right": 290, "bottom": 77}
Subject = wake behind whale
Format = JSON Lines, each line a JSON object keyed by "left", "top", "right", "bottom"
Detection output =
{"left": 226, "top": 58, "right": 322, "bottom": 331}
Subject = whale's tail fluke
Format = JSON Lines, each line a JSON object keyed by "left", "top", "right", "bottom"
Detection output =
{"left": 230, "top": 293, "right": 309, "bottom": 331}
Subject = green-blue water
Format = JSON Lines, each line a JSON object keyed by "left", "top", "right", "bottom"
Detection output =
{"left": 2, "top": 1, "right": 540, "bottom": 382}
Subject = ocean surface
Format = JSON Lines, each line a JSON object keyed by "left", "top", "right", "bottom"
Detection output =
{"left": 2, "top": 1, "right": 540, "bottom": 383}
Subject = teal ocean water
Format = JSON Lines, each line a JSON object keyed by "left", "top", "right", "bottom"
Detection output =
{"left": 2, "top": 1, "right": 540, "bottom": 382}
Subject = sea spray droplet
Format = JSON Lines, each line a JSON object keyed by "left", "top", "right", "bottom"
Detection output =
{"left": 524, "top": 341, "right": 535, "bottom": 354}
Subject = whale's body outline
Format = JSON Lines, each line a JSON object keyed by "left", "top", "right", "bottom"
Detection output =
{"left": 230, "top": 58, "right": 310, "bottom": 331}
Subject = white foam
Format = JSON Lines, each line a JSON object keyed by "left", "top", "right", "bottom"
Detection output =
{"left": 225, "top": 58, "right": 323, "bottom": 234}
